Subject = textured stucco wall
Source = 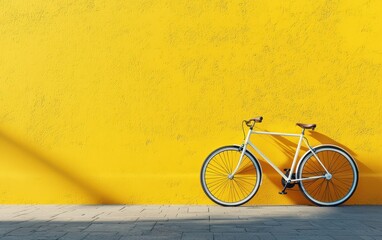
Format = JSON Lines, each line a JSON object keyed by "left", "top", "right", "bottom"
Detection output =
{"left": 0, "top": 0, "right": 381, "bottom": 204}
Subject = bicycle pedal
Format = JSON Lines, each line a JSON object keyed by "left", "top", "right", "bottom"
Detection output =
{"left": 279, "top": 191, "right": 287, "bottom": 195}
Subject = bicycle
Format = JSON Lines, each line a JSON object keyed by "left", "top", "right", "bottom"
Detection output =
{"left": 200, "top": 116, "right": 358, "bottom": 207}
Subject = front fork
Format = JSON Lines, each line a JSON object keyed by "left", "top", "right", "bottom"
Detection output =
{"left": 228, "top": 129, "right": 252, "bottom": 179}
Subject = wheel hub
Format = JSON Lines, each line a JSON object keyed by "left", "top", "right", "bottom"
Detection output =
{"left": 325, "top": 173, "right": 332, "bottom": 180}
{"left": 228, "top": 174, "right": 234, "bottom": 180}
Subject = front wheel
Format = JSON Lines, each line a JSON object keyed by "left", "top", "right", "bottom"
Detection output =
{"left": 297, "top": 145, "right": 358, "bottom": 206}
{"left": 200, "top": 145, "right": 262, "bottom": 206}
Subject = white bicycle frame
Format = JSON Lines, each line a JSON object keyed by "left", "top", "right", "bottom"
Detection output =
{"left": 230, "top": 128, "right": 331, "bottom": 183}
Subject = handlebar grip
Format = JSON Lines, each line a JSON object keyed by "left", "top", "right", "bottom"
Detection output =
{"left": 244, "top": 116, "right": 263, "bottom": 127}
{"left": 248, "top": 116, "right": 263, "bottom": 123}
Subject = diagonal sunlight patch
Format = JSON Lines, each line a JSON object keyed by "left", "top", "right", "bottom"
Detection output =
{"left": 0, "top": 129, "right": 120, "bottom": 204}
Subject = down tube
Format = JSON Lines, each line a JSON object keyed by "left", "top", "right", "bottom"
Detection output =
{"left": 247, "top": 141, "right": 288, "bottom": 180}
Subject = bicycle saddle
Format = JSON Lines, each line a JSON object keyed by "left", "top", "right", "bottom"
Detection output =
{"left": 296, "top": 123, "right": 316, "bottom": 130}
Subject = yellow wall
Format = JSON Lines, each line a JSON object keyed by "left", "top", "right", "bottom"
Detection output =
{"left": 0, "top": 0, "right": 381, "bottom": 204}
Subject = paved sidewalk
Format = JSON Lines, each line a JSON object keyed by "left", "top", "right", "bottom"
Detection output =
{"left": 0, "top": 205, "right": 380, "bottom": 240}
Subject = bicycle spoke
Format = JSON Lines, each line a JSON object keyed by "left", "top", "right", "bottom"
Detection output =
{"left": 207, "top": 178, "right": 228, "bottom": 190}
{"left": 332, "top": 158, "right": 349, "bottom": 174}
{"left": 233, "top": 179, "right": 249, "bottom": 198}
{"left": 231, "top": 181, "right": 242, "bottom": 201}
{"left": 330, "top": 180, "right": 348, "bottom": 196}
{"left": 234, "top": 176, "right": 256, "bottom": 187}
{"left": 331, "top": 166, "right": 352, "bottom": 175}
{"left": 309, "top": 179, "right": 325, "bottom": 197}
{"left": 224, "top": 151, "right": 232, "bottom": 173}
{"left": 206, "top": 166, "right": 227, "bottom": 176}
{"left": 218, "top": 153, "right": 231, "bottom": 174}
{"left": 331, "top": 153, "right": 344, "bottom": 172}
{"left": 209, "top": 160, "right": 228, "bottom": 175}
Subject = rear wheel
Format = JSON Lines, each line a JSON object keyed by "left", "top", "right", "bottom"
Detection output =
{"left": 200, "top": 145, "right": 262, "bottom": 206}
{"left": 298, "top": 145, "right": 358, "bottom": 206}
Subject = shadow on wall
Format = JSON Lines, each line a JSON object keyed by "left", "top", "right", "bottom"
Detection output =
{"left": 248, "top": 130, "right": 374, "bottom": 205}
{"left": 0, "top": 129, "right": 120, "bottom": 204}
{"left": 309, "top": 131, "right": 374, "bottom": 184}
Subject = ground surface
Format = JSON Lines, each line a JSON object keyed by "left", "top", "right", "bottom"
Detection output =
{"left": 0, "top": 205, "right": 380, "bottom": 240}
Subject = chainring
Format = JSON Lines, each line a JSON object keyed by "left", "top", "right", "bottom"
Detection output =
{"left": 281, "top": 169, "right": 296, "bottom": 188}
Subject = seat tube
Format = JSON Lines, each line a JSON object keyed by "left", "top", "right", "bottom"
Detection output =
{"left": 288, "top": 130, "right": 304, "bottom": 179}
{"left": 229, "top": 129, "right": 252, "bottom": 177}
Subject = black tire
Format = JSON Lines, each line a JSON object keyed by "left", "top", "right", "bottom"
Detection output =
{"left": 297, "top": 145, "right": 358, "bottom": 206}
{"left": 200, "top": 145, "right": 262, "bottom": 206}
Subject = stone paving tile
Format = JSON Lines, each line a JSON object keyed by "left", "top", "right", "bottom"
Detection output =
{"left": 31, "top": 231, "right": 67, "bottom": 239}
{"left": 123, "top": 229, "right": 150, "bottom": 236}
{"left": 120, "top": 234, "right": 181, "bottom": 240}
{"left": 83, "top": 223, "right": 135, "bottom": 233}
{"left": 181, "top": 232, "right": 213, "bottom": 240}
{"left": 82, "top": 232, "right": 122, "bottom": 240}
{"left": 0, "top": 226, "right": 19, "bottom": 236}
{"left": 298, "top": 229, "right": 382, "bottom": 236}
{"left": 309, "top": 220, "right": 345, "bottom": 230}
{"left": 332, "top": 236, "right": 368, "bottom": 240}
{"left": 188, "top": 207, "right": 209, "bottom": 213}
{"left": 272, "top": 235, "right": 335, "bottom": 240}
{"left": 175, "top": 213, "right": 210, "bottom": 220}
{"left": 214, "top": 232, "right": 264, "bottom": 240}
{"left": 58, "top": 232, "right": 89, "bottom": 240}
{"left": 59, "top": 223, "right": 92, "bottom": 232}
{"left": 363, "top": 221, "right": 382, "bottom": 229}
{"left": 121, "top": 230, "right": 183, "bottom": 240}
{"left": 210, "top": 226, "right": 246, "bottom": 233}
{"left": 247, "top": 233, "right": 276, "bottom": 240}
{"left": 359, "top": 237, "right": 377, "bottom": 240}
{"left": 2, "top": 231, "right": 67, "bottom": 240}
{"left": 5, "top": 227, "right": 36, "bottom": 236}
{"left": 209, "top": 215, "right": 240, "bottom": 220}
{"left": 94, "top": 216, "right": 139, "bottom": 222}
{"left": 0, "top": 236, "right": 45, "bottom": 240}
{"left": 153, "top": 222, "right": 209, "bottom": 232}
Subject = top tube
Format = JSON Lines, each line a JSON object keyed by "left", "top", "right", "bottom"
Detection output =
{"left": 252, "top": 130, "right": 302, "bottom": 137}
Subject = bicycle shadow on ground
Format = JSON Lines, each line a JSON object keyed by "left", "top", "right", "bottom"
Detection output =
{"left": 0, "top": 128, "right": 120, "bottom": 204}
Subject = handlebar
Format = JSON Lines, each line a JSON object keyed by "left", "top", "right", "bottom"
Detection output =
{"left": 244, "top": 116, "right": 263, "bottom": 128}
